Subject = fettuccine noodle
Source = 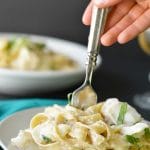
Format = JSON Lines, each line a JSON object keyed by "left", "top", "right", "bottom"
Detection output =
{"left": 11, "top": 98, "right": 150, "bottom": 150}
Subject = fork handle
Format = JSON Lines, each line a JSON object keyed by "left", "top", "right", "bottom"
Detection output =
{"left": 85, "top": 6, "right": 109, "bottom": 84}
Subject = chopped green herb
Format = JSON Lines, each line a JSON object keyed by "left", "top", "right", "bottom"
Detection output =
{"left": 11, "top": 38, "right": 30, "bottom": 51}
{"left": 35, "top": 43, "right": 45, "bottom": 49}
{"left": 144, "top": 128, "right": 150, "bottom": 139}
{"left": 126, "top": 135, "right": 140, "bottom": 145}
{"left": 67, "top": 93, "right": 72, "bottom": 105}
{"left": 7, "top": 40, "right": 15, "bottom": 49}
{"left": 117, "top": 102, "right": 128, "bottom": 125}
{"left": 42, "top": 135, "right": 52, "bottom": 144}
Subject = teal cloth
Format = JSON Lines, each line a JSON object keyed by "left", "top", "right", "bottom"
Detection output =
{"left": 0, "top": 98, "right": 67, "bottom": 121}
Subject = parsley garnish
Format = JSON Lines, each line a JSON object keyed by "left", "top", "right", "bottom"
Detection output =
{"left": 144, "top": 128, "right": 150, "bottom": 139}
{"left": 67, "top": 93, "right": 72, "bottom": 105}
{"left": 35, "top": 43, "right": 45, "bottom": 49}
{"left": 126, "top": 135, "right": 140, "bottom": 145}
{"left": 117, "top": 102, "right": 128, "bottom": 125}
{"left": 42, "top": 135, "right": 52, "bottom": 144}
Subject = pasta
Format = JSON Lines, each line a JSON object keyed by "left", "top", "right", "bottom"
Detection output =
{"left": 0, "top": 38, "right": 77, "bottom": 71}
{"left": 11, "top": 98, "right": 150, "bottom": 150}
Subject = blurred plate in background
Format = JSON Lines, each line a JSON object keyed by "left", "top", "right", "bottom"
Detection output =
{"left": 0, "top": 33, "right": 101, "bottom": 95}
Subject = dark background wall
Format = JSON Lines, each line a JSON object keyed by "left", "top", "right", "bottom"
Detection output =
{"left": 0, "top": 0, "right": 89, "bottom": 44}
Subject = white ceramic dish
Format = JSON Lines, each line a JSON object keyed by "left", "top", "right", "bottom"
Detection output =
{"left": 0, "top": 107, "right": 149, "bottom": 150}
{"left": 0, "top": 107, "right": 45, "bottom": 150}
{"left": 0, "top": 33, "right": 101, "bottom": 95}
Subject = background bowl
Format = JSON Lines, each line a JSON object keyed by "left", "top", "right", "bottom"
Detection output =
{"left": 0, "top": 33, "right": 101, "bottom": 95}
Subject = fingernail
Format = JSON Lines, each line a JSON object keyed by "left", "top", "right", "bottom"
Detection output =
{"left": 94, "top": 0, "right": 107, "bottom": 5}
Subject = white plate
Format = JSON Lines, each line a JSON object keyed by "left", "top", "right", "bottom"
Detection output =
{"left": 0, "top": 107, "right": 45, "bottom": 150}
{"left": 0, "top": 107, "right": 149, "bottom": 150}
{"left": 0, "top": 33, "right": 101, "bottom": 95}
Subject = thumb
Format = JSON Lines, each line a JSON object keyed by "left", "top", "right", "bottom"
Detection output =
{"left": 93, "top": 0, "right": 123, "bottom": 8}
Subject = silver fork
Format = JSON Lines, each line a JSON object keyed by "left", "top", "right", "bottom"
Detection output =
{"left": 71, "top": 6, "right": 109, "bottom": 109}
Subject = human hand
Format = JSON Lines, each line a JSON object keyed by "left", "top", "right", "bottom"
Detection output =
{"left": 82, "top": 0, "right": 150, "bottom": 46}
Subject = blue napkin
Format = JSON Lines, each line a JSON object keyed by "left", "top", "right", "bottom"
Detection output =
{"left": 0, "top": 98, "right": 67, "bottom": 121}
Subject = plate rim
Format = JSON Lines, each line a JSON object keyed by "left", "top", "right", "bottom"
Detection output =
{"left": 0, "top": 107, "right": 46, "bottom": 150}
